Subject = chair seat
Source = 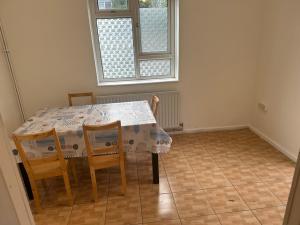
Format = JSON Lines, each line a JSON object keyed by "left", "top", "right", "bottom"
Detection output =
{"left": 32, "top": 159, "right": 68, "bottom": 179}
{"left": 91, "top": 154, "right": 120, "bottom": 169}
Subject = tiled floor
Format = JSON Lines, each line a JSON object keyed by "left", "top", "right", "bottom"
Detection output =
{"left": 30, "top": 129, "right": 295, "bottom": 225}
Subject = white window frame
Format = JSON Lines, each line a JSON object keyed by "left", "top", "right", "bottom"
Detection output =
{"left": 87, "top": 0, "right": 179, "bottom": 86}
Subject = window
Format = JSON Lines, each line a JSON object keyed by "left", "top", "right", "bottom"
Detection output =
{"left": 88, "top": 0, "right": 179, "bottom": 85}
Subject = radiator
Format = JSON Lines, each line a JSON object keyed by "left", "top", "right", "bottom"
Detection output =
{"left": 96, "top": 91, "right": 181, "bottom": 130}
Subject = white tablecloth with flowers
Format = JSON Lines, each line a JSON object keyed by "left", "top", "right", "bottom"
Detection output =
{"left": 13, "top": 101, "right": 172, "bottom": 161}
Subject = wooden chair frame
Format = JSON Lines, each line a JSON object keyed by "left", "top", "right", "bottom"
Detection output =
{"left": 83, "top": 121, "right": 126, "bottom": 201}
{"left": 12, "top": 129, "right": 76, "bottom": 211}
{"left": 151, "top": 95, "right": 160, "bottom": 118}
{"left": 68, "top": 92, "right": 96, "bottom": 106}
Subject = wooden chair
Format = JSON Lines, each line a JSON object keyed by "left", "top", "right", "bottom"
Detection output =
{"left": 68, "top": 92, "right": 96, "bottom": 106}
{"left": 83, "top": 121, "right": 126, "bottom": 201}
{"left": 12, "top": 129, "right": 76, "bottom": 211}
{"left": 151, "top": 95, "right": 160, "bottom": 118}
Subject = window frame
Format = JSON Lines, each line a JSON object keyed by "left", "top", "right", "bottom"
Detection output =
{"left": 88, "top": 0, "right": 179, "bottom": 86}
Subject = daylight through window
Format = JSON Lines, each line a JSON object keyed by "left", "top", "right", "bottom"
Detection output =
{"left": 89, "top": 0, "right": 179, "bottom": 85}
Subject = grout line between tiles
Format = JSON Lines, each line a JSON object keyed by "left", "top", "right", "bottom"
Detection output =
{"left": 161, "top": 154, "right": 183, "bottom": 225}
{"left": 136, "top": 153, "right": 144, "bottom": 225}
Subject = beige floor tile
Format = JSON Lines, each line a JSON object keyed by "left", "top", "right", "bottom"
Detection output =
{"left": 275, "top": 161, "right": 296, "bottom": 176}
{"left": 214, "top": 156, "right": 243, "bottom": 168}
{"left": 143, "top": 220, "right": 181, "bottom": 225}
{"left": 266, "top": 181, "right": 291, "bottom": 204}
{"left": 217, "top": 211, "right": 260, "bottom": 225}
{"left": 68, "top": 202, "right": 106, "bottom": 225}
{"left": 163, "top": 158, "right": 193, "bottom": 175}
{"left": 141, "top": 193, "right": 179, "bottom": 223}
{"left": 181, "top": 215, "right": 221, "bottom": 225}
{"left": 183, "top": 149, "right": 211, "bottom": 158}
{"left": 251, "top": 165, "right": 290, "bottom": 183}
{"left": 238, "top": 156, "right": 266, "bottom": 168}
{"left": 173, "top": 190, "right": 214, "bottom": 218}
{"left": 164, "top": 165, "right": 193, "bottom": 175}
{"left": 222, "top": 167, "right": 261, "bottom": 185}
{"left": 235, "top": 182, "right": 282, "bottom": 209}
{"left": 195, "top": 169, "right": 232, "bottom": 189}
{"left": 206, "top": 187, "right": 249, "bottom": 213}
{"left": 167, "top": 171, "right": 201, "bottom": 193}
{"left": 106, "top": 195, "right": 142, "bottom": 225}
{"left": 139, "top": 177, "right": 171, "bottom": 195}
{"left": 108, "top": 180, "right": 140, "bottom": 198}
{"left": 187, "top": 157, "right": 219, "bottom": 171}
{"left": 160, "top": 150, "right": 184, "bottom": 160}
{"left": 252, "top": 206, "right": 286, "bottom": 225}
{"left": 33, "top": 206, "right": 71, "bottom": 225}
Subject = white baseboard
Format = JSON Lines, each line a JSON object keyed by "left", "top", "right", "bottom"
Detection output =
{"left": 183, "top": 124, "right": 249, "bottom": 133}
{"left": 168, "top": 124, "right": 248, "bottom": 135}
{"left": 249, "top": 125, "right": 297, "bottom": 162}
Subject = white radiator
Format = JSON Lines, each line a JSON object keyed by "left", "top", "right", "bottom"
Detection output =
{"left": 96, "top": 91, "right": 181, "bottom": 130}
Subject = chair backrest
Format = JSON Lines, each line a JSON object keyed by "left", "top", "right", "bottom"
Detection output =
{"left": 83, "top": 121, "right": 124, "bottom": 158}
{"left": 12, "top": 129, "right": 66, "bottom": 176}
{"left": 151, "top": 95, "right": 160, "bottom": 118}
{"left": 68, "top": 92, "right": 96, "bottom": 106}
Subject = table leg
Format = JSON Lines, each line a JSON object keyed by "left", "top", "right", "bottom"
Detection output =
{"left": 18, "top": 163, "right": 33, "bottom": 200}
{"left": 152, "top": 153, "right": 159, "bottom": 184}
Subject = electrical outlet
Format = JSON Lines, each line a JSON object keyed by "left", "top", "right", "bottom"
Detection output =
{"left": 258, "top": 102, "right": 268, "bottom": 112}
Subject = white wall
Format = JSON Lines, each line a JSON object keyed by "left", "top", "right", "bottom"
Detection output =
{"left": 0, "top": 26, "right": 22, "bottom": 133}
{"left": 0, "top": 0, "right": 262, "bottom": 130}
{"left": 251, "top": 0, "right": 300, "bottom": 161}
{"left": 0, "top": 170, "right": 20, "bottom": 225}
{"left": 0, "top": 28, "right": 23, "bottom": 225}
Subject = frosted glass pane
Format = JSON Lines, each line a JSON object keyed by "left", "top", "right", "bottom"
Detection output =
{"left": 139, "top": 0, "right": 168, "bottom": 53}
{"left": 140, "top": 59, "right": 171, "bottom": 77}
{"left": 98, "top": 0, "right": 128, "bottom": 10}
{"left": 97, "top": 18, "right": 136, "bottom": 79}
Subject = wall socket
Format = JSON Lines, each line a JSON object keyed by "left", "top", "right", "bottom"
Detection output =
{"left": 258, "top": 102, "right": 268, "bottom": 112}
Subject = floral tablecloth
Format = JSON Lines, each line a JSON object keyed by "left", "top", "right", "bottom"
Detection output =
{"left": 13, "top": 101, "right": 172, "bottom": 161}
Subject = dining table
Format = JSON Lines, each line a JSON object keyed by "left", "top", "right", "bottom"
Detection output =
{"left": 13, "top": 100, "right": 172, "bottom": 199}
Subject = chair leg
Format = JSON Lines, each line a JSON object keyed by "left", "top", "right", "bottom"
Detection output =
{"left": 29, "top": 178, "right": 42, "bottom": 212}
{"left": 69, "top": 158, "right": 78, "bottom": 186}
{"left": 120, "top": 160, "right": 127, "bottom": 194}
{"left": 90, "top": 168, "right": 98, "bottom": 202}
{"left": 124, "top": 152, "right": 127, "bottom": 168}
{"left": 62, "top": 172, "right": 73, "bottom": 206}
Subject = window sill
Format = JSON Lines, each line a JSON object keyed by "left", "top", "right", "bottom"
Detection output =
{"left": 97, "top": 78, "right": 179, "bottom": 87}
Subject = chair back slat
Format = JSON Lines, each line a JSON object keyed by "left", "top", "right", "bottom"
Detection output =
{"left": 83, "top": 121, "right": 123, "bottom": 158}
{"left": 29, "top": 155, "right": 59, "bottom": 166}
{"left": 92, "top": 146, "right": 117, "bottom": 155}
{"left": 13, "top": 129, "right": 66, "bottom": 175}
{"left": 68, "top": 92, "right": 96, "bottom": 106}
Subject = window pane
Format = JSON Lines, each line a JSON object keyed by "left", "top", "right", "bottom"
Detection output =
{"left": 97, "top": 0, "right": 128, "bottom": 10}
{"left": 97, "top": 18, "right": 136, "bottom": 79}
{"left": 140, "top": 59, "right": 171, "bottom": 77}
{"left": 139, "top": 0, "right": 168, "bottom": 53}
